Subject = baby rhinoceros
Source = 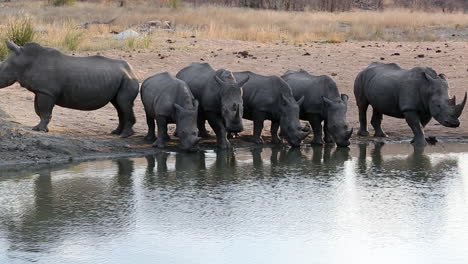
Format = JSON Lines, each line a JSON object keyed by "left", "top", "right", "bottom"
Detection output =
{"left": 141, "top": 72, "right": 201, "bottom": 152}
{"left": 282, "top": 70, "right": 353, "bottom": 147}
{"left": 233, "top": 71, "right": 311, "bottom": 147}
{"left": 354, "top": 62, "right": 467, "bottom": 147}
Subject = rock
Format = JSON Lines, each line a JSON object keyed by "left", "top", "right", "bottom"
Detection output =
{"left": 417, "top": 54, "right": 425, "bottom": 58}
{"left": 237, "top": 51, "right": 250, "bottom": 58}
{"left": 391, "top": 52, "right": 400, "bottom": 56}
{"left": 435, "top": 50, "right": 442, "bottom": 53}
{"left": 34, "top": 26, "right": 48, "bottom": 33}
{"left": 331, "top": 72, "right": 337, "bottom": 76}
{"left": 113, "top": 29, "right": 140, "bottom": 39}
{"left": 380, "top": 57, "right": 385, "bottom": 60}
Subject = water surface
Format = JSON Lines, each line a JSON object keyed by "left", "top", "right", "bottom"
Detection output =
{"left": 1, "top": 143, "right": 468, "bottom": 264}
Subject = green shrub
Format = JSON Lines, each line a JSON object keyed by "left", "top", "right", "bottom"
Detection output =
{"left": 0, "top": 41, "right": 8, "bottom": 61}
{"left": 6, "top": 17, "right": 35, "bottom": 46}
{"left": 63, "top": 30, "right": 84, "bottom": 51}
{"left": 165, "top": 0, "right": 182, "bottom": 9}
{"left": 48, "top": 0, "right": 76, "bottom": 6}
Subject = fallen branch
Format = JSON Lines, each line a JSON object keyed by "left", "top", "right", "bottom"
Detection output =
{"left": 77, "top": 17, "right": 117, "bottom": 29}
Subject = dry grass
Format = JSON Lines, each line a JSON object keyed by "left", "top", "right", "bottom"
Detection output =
{"left": 0, "top": 1, "right": 467, "bottom": 53}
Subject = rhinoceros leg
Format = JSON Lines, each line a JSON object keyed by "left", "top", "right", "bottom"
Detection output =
{"left": 32, "top": 93, "right": 55, "bottom": 132}
{"left": 252, "top": 111, "right": 266, "bottom": 145}
{"left": 324, "top": 120, "right": 334, "bottom": 144}
{"left": 110, "top": 100, "right": 124, "bottom": 135}
{"left": 271, "top": 121, "right": 281, "bottom": 144}
{"left": 371, "top": 109, "right": 387, "bottom": 137}
{"left": 404, "top": 111, "right": 426, "bottom": 148}
{"left": 357, "top": 102, "right": 370, "bottom": 137}
{"left": 197, "top": 114, "right": 211, "bottom": 138}
{"left": 205, "top": 112, "right": 230, "bottom": 149}
{"left": 113, "top": 79, "right": 138, "bottom": 138}
{"left": 308, "top": 114, "right": 324, "bottom": 145}
{"left": 154, "top": 116, "right": 169, "bottom": 148}
{"left": 144, "top": 110, "right": 157, "bottom": 143}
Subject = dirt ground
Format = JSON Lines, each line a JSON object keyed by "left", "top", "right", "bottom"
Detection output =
{"left": 1, "top": 37, "right": 468, "bottom": 169}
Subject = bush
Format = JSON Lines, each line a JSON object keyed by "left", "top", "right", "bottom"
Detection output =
{"left": 0, "top": 41, "right": 8, "bottom": 61}
{"left": 48, "top": 0, "right": 76, "bottom": 6}
{"left": 63, "top": 30, "right": 84, "bottom": 51}
{"left": 6, "top": 17, "right": 35, "bottom": 46}
{"left": 165, "top": 0, "right": 182, "bottom": 9}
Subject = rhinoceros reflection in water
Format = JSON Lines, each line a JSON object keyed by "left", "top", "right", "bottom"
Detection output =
{"left": 356, "top": 143, "right": 458, "bottom": 181}
{"left": 0, "top": 159, "right": 136, "bottom": 254}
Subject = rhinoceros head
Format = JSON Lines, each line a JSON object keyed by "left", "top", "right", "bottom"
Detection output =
{"left": 215, "top": 70, "right": 249, "bottom": 133}
{"left": 279, "top": 93, "right": 311, "bottom": 147}
{"left": 174, "top": 100, "right": 201, "bottom": 152}
{"left": 425, "top": 72, "right": 466, "bottom": 128}
{"left": 323, "top": 94, "right": 353, "bottom": 147}
{"left": 0, "top": 41, "right": 24, "bottom": 88}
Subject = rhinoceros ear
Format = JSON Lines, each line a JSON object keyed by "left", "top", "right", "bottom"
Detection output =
{"left": 192, "top": 99, "right": 199, "bottom": 110}
{"left": 174, "top": 103, "right": 184, "bottom": 113}
{"left": 423, "top": 72, "right": 436, "bottom": 83}
{"left": 6, "top": 40, "right": 22, "bottom": 55}
{"left": 215, "top": 75, "right": 226, "bottom": 87}
{"left": 280, "top": 94, "right": 289, "bottom": 105}
{"left": 438, "top": 73, "right": 447, "bottom": 80}
{"left": 236, "top": 75, "right": 249, "bottom": 88}
{"left": 340, "top": 94, "right": 349, "bottom": 103}
{"left": 297, "top": 96, "right": 305, "bottom": 106}
{"left": 322, "top": 96, "right": 333, "bottom": 106}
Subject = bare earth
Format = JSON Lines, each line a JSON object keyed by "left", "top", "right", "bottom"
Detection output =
{"left": 1, "top": 38, "right": 467, "bottom": 168}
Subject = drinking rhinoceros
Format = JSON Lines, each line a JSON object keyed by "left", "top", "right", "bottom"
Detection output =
{"left": 141, "top": 72, "right": 200, "bottom": 151}
{"left": 176, "top": 62, "right": 249, "bottom": 149}
{"left": 282, "top": 70, "right": 352, "bottom": 147}
{"left": 233, "top": 71, "right": 310, "bottom": 147}
{"left": 354, "top": 62, "right": 466, "bottom": 147}
{"left": 0, "top": 41, "right": 139, "bottom": 137}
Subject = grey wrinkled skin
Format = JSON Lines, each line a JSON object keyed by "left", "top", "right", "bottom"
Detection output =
{"left": 234, "top": 71, "right": 311, "bottom": 148}
{"left": 176, "top": 62, "right": 249, "bottom": 149}
{"left": 141, "top": 72, "right": 200, "bottom": 152}
{"left": 282, "top": 70, "right": 352, "bottom": 147}
{"left": 0, "top": 41, "right": 139, "bottom": 137}
{"left": 354, "top": 62, "right": 466, "bottom": 148}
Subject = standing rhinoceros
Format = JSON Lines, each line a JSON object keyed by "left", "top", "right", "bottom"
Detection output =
{"left": 233, "top": 71, "right": 310, "bottom": 147}
{"left": 282, "top": 70, "right": 352, "bottom": 147}
{"left": 0, "top": 41, "right": 139, "bottom": 137}
{"left": 141, "top": 72, "right": 200, "bottom": 151}
{"left": 354, "top": 62, "right": 466, "bottom": 147}
{"left": 176, "top": 62, "right": 249, "bottom": 149}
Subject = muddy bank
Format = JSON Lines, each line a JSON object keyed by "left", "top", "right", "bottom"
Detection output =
{"left": 1, "top": 109, "right": 468, "bottom": 172}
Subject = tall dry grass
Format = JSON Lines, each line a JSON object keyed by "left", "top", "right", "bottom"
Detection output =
{"left": 0, "top": 1, "right": 467, "bottom": 53}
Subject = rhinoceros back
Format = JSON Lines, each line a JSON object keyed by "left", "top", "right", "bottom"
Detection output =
{"left": 22, "top": 44, "right": 138, "bottom": 111}
{"left": 235, "top": 71, "right": 291, "bottom": 121}
{"left": 354, "top": 62, "right": 420, "bottom": 118}
{"left": 282, "top": 70, "right": 340, "bottom": 116}
{"left": 142, "top": 72, "right": 193, "bottom": 120}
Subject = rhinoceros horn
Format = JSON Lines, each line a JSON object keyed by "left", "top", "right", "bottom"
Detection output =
{"left": 448, "top": 96, "right": 456, "bottom": 105}
{"left": 454, "top": 92, "right": 467, "bottom": 118}
{"left": 346, "top": 128, "right": 354, "bottom": 140}
{"left": 235, "top": 105, "right": 240, "bottom": 118}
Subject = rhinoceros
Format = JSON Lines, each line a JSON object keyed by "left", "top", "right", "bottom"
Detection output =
{"left": 354, "top": 62, "right": 466, "bottom": 147}
{"left": 282, "top": 70, "right": 353, "bottom": 147}
{"left": 233, "top": 71, "right": 310, "bottom": 147}
{"left": 141, "top": 72, "right": 200, "bottom": 151}
{"left": 176, "top": 62, "right": 249, "bottom": 149}
{"left": 0, "top": 41, "right": 139, "bottom": 137}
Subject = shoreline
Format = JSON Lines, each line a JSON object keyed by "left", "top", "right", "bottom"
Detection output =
{"left": 2, "top": 115, "right": 468, "bottom": 172}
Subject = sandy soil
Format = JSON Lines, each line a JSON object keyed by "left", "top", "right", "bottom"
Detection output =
{"left": 1, "top": 37, "right": 467, "bottom": 168}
